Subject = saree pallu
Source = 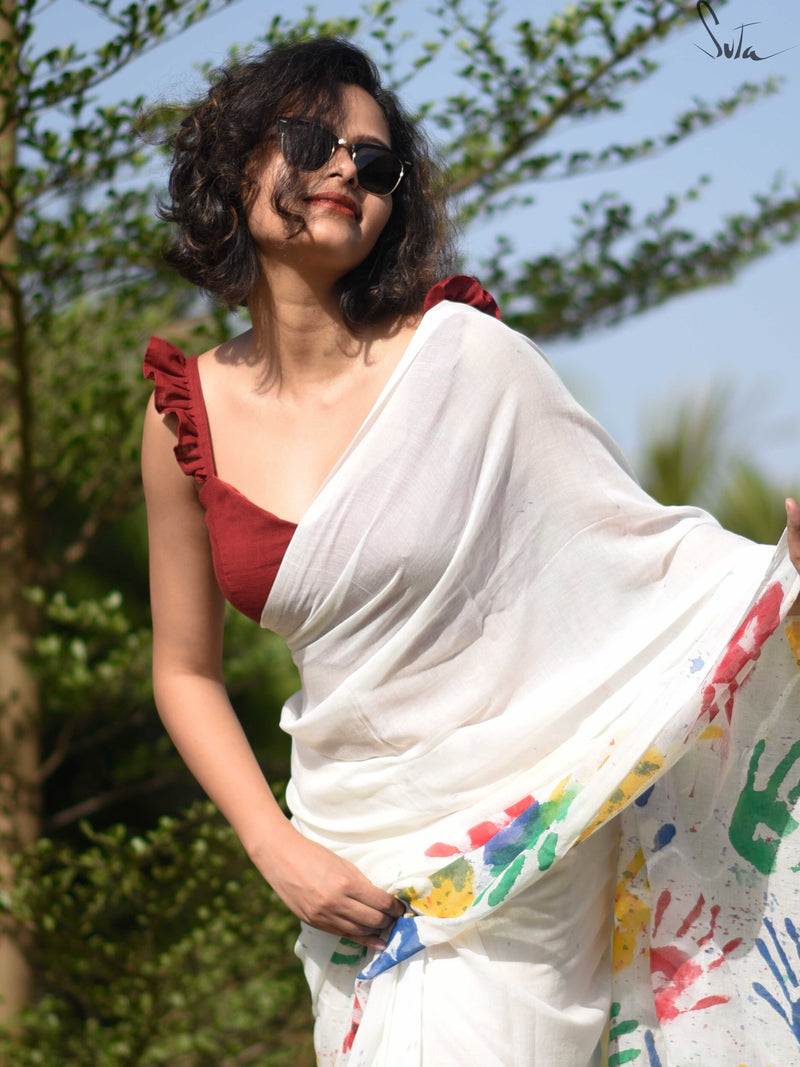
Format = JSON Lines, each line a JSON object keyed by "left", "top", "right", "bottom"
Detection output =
{"left": 259, "top": 300, "right": 800, "bottom": 1065}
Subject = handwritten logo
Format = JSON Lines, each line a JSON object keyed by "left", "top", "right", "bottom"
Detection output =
{"left": 695, "top": 1, "right": 790, "bottom": 61}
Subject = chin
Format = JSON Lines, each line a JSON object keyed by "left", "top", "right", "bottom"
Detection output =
{"left": 299, "top": 234, "right": 380, "bottom": 275}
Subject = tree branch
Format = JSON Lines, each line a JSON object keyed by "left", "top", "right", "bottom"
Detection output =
{"left": 45, "top": 770, "right": 184, "bottom": 830}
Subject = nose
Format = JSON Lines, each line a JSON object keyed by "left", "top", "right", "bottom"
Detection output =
{"left": 328, "top": 142, "right": 358, "bottom": 185}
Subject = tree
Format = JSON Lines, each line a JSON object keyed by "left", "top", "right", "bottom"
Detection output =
{"left": 0, "top": 0, "right": 241, "bottom": 1022}
{"left": 0, "top": 0, "right": 37, "bottom": 1023}
{"left": 388, "top": 0, "right": 800, "bottom": 339}
{"left": 1, "top": 0, "right": 798, "bottom": 1059}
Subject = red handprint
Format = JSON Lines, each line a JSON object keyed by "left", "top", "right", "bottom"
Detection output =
{"left": 650, "top": 890, "right": 742, "bottom": 1022}
{"left": 700, "top": 582, "right": 783, "bottom": 723}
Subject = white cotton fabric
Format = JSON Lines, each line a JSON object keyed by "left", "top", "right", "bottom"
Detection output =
{"left": 258, "top": 302, "right": 800, "bottom": 1066}
{"left": 298, "top": 824, "right": 618, "bottom": 1066}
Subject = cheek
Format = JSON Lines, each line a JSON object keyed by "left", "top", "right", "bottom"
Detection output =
{"left": 247, "top": 164, "right": 309, "bottom": 238}
{"left": 368, "top": 199, "right": 393, "bottom": 243}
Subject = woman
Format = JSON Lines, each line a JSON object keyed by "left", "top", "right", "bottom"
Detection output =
{"left": 143, "top": 37, "right": 800, "bottom": 1066}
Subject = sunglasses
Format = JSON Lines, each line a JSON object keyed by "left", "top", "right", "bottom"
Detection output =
{"left": 276, "top": 116, "right": 409, "bottom": 197}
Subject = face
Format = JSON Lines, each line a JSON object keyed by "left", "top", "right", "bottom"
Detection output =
{"left": 246, "top": 84, "right": 395, "bottom": 281}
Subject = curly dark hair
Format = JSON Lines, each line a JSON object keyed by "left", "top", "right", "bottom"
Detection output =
{"left": 160, "top": 37, "right": 457, "bottom": 327}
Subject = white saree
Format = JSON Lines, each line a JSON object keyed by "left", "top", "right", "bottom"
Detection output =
{"left": 258, "top": 298, "right": 800, "bottom": 1066}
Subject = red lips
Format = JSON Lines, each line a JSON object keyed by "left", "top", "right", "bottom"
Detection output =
{"left": 305, "top": 191, "right": 361, "bottom": 220}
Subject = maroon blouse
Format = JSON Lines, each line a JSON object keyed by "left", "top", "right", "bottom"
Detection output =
{"left": 143, "top": 275, "right": 500, "bottom": 622}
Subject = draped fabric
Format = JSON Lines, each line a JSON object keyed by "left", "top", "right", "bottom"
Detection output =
{"left": 254, "top": 299, "right": 799, "bottom": 1065}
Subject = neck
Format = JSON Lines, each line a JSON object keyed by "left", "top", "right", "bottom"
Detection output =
{"left": 245, "top": 262, "right": 371, "bottom": 391}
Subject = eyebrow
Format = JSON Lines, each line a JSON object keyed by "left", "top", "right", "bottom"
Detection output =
{"left": 348, "top": 131, "right": 392, "bottom": 150}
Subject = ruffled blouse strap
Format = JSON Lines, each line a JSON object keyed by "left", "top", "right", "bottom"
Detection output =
{"left": 143, "top": 336, "right": 211, "bottom": 482}
{"left": 423, "top": 274, "right": 502, "bottom": 319}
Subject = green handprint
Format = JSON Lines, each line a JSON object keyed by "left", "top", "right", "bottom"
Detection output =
{"left": 729, "top": 739, "right": 800, "bottom": 874}
{"left": 607, "top": 1001, "right": 664, "bottom": 1066}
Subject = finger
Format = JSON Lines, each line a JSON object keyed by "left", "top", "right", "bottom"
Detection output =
{"left": 338, "top": 936, "right": 387, "bottom": 951}
{"left": 334, "top": 899, "right": 401, "bottom": 933}
{"left": 359, "top": 936, "right": 388, "bottom": 950}
{"left": 330, "top": 894, "right": 407, "bottom": 942}
{"left": 353, "top": 881, "right": 407, "bottom": 919}
{"left": 787, "top": 498, "right": 800, "bottom": 566}
{"left": 314, "top": 913, "right": 391, "bottom": 947}
{"left": 389, "top": 895, "right": 407, "bottom": 918}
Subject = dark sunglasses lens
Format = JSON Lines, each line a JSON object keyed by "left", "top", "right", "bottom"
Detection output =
{"left": 354, "top": 146, "right": 403, "bottom": 195}
{"left": 281, "top": 122, "right": 333, "bottom": 171}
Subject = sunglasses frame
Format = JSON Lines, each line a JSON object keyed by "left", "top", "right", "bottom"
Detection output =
{"left": 276, "top": 116, "right": 410, "bottom": 197}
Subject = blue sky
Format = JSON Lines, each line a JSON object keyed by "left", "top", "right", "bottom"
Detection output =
{"left": 36, "top": 0, "right": 800, "bottom": 484}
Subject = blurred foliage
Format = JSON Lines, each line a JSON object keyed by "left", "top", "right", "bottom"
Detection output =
{"left": 0, "top": 803, "right": 314, "bottom": 1066}
{"left": 0, "top": 0, "right": 797, "bottom": 1061}
{"left": 639, "top": 388, "right": 799, "bottom": 543}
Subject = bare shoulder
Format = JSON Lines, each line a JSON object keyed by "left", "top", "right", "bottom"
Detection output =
{"left": 142, "top": 390, "right": 224, "bottom": 671}
{"left": 141, "top": 393, "right": 188, "bottom": 500}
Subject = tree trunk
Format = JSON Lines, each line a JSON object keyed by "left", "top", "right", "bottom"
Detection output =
{"left": 0, "top": 0, "right": 39, "bottom": 1025}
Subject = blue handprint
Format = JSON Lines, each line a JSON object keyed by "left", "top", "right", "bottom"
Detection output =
{"left": 753, "top": 916, "right": 800, "bottom": 1043}
{"left": 643, "top": 1031, "right": 663, "bottom": 1067}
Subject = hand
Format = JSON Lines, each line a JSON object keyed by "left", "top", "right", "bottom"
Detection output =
{"left": 788, "top": 498, "right": 800, "bottom": 576}
{"left": 252, "top": 826, "right": 405, "bottom": 949}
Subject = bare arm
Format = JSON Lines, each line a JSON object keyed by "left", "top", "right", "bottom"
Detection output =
{"left": 141, "top": 395, "right": 403, "bottom": 945}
